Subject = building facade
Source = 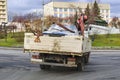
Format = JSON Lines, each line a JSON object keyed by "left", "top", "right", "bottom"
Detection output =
{"left": 0, "top": 0, "right": 8, "bottom": 23}
{"left": 44, "top": 2, "right": 110, "bottom": 22}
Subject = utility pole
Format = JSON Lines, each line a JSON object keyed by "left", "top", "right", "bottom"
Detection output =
{"left": 2, "top": 22, "right": 7, "bottom": 42}
{"left": 41, "top": 0, "right": 45, "bottom": 32}
{"left": 52, "top": 0, "right": 54, "bottom": 16}
{"left": 43, "top": 0, "right": 44, "bottom": 17}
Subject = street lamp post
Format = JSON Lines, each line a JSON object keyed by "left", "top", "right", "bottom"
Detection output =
{"left": 41, "top": 0, "right": 45, "bottom": 32}
{"left": 2, "top": 22, "right": 7, "bottom": 42}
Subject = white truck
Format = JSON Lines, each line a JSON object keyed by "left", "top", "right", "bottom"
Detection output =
{"left": 24, "top": 24, "right": 91, "bottom": 71}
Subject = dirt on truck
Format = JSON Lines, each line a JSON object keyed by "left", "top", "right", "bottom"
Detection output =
{"left": 24, "top": 22, "right": 91, "bottom": 71}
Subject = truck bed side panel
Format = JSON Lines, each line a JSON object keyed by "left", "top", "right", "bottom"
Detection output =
{"left": 24, "top": 33, "right": 83, "bottom": 53}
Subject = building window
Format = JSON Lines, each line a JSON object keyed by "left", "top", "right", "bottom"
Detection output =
{"left": 106, "top": 9, "right": 109, "bottom": 13}
{"left": 69, "top": 8, "right": 73, "bottom": 12}
{"left": 54, "top": 8, "right": 58, "bottom": 12}
{"left": 0, "top": 1, "right": 4, "bottom": 4}
{"left": 64, "top": 8, "right": 67, "bottom": 12}
{"left": 59, "top": 8, "right": 63, "bottom": 12}
{"left": 106, "top": 15, "right": 109, "bottom": 18}
{"left": 2, "top": 6, "right": 5, "bottom": 8}
{"left": 64, "top": 14, "right": 68, "bottom": 17}
{"left": 54, "top": 13, "right": 58, "bottom": 17}
{"left": 69, "top": 14, "right": 73, "bottom": 17}
{"left": 59, "top": 14, "right": 63, "bottom": 17}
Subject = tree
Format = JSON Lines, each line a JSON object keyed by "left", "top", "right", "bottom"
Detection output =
{"left": 109, "top": 17, "right": 119, "bottom": 28}
{"left": 44, "top": 16, "right": 58, "bottom": 29}
{"left": 12, "top": 15, "right": 25, "bottom": 23}
{"left": 117, "top": 21, "right": 120, "bottom": 31}
{"left": 86, "top": 1, "right": 103, "bottom": 25}
{"left": 7, "top": 24, "right": 17, "bottom": 33}
{"left": 12, "top": 12, "right": 43, "bottom": 32}
{"left": 74, "top": 11, "right": 78, "bottom": 25}
{"left": 32, "top": 19, "right": 42, "bottom": 30}
{"left": 12, "top": 15, "right": 25, "bottom": 32}
{"left": 92, "top": 0, "right": 101, "bottom": 20}
{"left": 85, "top": 4, "right": 90, "bottom": 19}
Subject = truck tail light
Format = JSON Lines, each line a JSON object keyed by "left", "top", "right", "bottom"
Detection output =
{"left": 32, "top": 55, "right": 39, "bottom": 59}
{"left": 68, "top": 58, "right": 75, "bottom": 62}
{"left": 67, "top": 58, "right": 76, "bottom": 65}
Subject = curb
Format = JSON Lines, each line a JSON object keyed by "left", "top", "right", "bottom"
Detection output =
{"left": 92, "top": 47, "right": 120, "bottom": 52}
{"left": 0, "top": 47, "right": 120, "bottom": 52}
{"left": 0, "top": 47, "right": 23, "bottom": 50}
{"left": 91, "top": 49, "right": 120, "bottom": 52}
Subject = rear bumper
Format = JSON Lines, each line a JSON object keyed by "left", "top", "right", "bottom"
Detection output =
{"left": 24, "top": 49, "right": 83, "bottom": 56}
{"left": 31, "top": 58, "right": 77, "bottom": 67}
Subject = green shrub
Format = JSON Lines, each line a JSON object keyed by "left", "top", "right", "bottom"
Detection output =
{"left": 91, "top": 34, "right": 120, "bottom": 47}
{"left": 14, "top": 32, "right": 24, "bottom": 42}
{"left": 0, "top": 31, "right": 5, "bottom": 39}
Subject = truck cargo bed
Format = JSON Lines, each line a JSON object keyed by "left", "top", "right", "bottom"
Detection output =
{"left": 24, "top": 33, "right": 91, "bottom": 55}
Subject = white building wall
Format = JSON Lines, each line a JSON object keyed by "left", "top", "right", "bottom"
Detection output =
{"left": 44, "top": 2, "right": 110, "bottom": 22}
{"left": 0, "top": 0, "right": 7, "bottom": 23}
{"left": 89, "top": 24, "right": 120, "bottom": 35}
{"left": 44, "top": 2, "right": 54, "bottom": 17}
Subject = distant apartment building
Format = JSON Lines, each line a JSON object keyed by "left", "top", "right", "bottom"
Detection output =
{"left": 0, "top": 0, "right": 8, "bottom": 23}
{"left": 44, "top": 2, "right": 110, "bottom": 22}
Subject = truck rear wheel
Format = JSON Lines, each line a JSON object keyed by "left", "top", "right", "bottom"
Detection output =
{"left": 77, "top": 62, "right": 84, "bottom": 71}
{"left": 84, "top": 52, "right": 90, "bottom": 64}
{"left": 45, "top": 65, "right": 51, "bottom": 69}
{"left": 40, "top": 65, "right": 51, "bottom": 70}
{"left": 40, "top": 65, "right": 46, "bottom": 70}
{"left": 77, "top": 57, "right": 84, "bottom": 71}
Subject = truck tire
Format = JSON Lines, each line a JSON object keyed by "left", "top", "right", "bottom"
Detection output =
{"left": 77, "top": 62, "right": 84, "bottom": 71}
{"left": 84, "top": 53, "right": 90, "bottom": 64}
{"left": 45, "top": 65, "right": 51, "bottom": 69}
{"left": 40, "top": 65, "right": 51, "bottom": 70}
{"left": 40, "top": 65, "right": 46, "bottom": 70}
{"left": 77, "top": 58, "right": 84, "bottom": 71}
{"left": 84, "top": 55, "right": 89, "bottom": 64}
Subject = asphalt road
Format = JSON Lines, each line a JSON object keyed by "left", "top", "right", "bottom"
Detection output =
{"left": 0, "top": 49, "right": 120, "bottom": 80}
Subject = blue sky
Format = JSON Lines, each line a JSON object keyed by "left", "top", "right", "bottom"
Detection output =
{"left": 7, "top": 0, "right": 120, "bottom": 17}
